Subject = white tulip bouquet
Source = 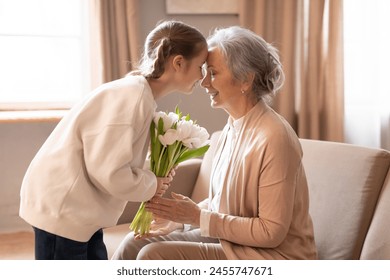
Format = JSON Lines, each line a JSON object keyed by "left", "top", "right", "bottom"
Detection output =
{"left": 130, "top": 107, "right": 210, "bottom": 235}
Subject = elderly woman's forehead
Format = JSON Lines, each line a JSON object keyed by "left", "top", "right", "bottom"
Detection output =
{"left": 206, "top": 48, "right": 224, "bottom": 62}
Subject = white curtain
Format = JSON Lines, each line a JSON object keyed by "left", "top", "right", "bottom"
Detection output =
{"left": 344, "top": 0, "right": 390, "bottom": 150}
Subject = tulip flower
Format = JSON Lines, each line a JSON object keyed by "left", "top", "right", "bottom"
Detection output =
{"left": 130, "top": 106, "right": 210, "bottom": 235}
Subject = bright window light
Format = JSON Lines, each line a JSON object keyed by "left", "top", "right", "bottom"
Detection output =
{"left": 344, "top": 0, "right": 390, "bottom": 149}
{"left": 0, "top": 0, "right": 90, "bottom": 109}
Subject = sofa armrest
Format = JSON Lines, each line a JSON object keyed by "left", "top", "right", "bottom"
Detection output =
{"left": 116, "top": 158, "right": 202, "bottom": 225}
{"left": 360, "top": 168, "right": 390, "bottom": 259}
{"left": 168, "top": 158, "right": 203, "bottom": 198}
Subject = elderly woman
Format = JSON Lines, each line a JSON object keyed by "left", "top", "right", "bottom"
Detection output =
{"left": 112, "top": 26, "right": 317, "bottom": 260}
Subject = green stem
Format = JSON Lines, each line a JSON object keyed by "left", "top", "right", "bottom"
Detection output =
{"left": 155, "top": 146, "right": 166, "bottom": 176}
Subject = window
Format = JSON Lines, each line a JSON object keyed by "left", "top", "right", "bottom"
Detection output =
{"left": 0, "top": 0, "right": 90, "bottom": 110}
{"left": 344, "top": 0, "right": 390, "bottom": 149}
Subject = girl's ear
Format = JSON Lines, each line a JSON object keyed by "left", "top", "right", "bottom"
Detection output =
{"left": 172, "top": 55, "right": 184, "bottom": 72}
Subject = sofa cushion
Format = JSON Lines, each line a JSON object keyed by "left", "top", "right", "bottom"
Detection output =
{"left": 300, "top": 139, "right": 390, "bottom": 259}
{"left": 117, "top": 158, "right": 202, "bottom": 224}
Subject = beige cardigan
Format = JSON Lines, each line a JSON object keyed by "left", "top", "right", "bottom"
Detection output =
{"left": 205, "top": 101, "right": 317, "bottom": 259}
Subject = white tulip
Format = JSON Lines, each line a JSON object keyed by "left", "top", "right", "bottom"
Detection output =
{"left": 153, "top": 111, "right": 179, "bottom": 132}
{"left": 158, "top": 129, "right": 179, "bottom": 146}
{"left": 153, "top": 111, "right": 166, "bottom": 126}
{"left": 176, "top": 119, "right": 194, "bottom": 141}
{"left": 194, "top": 127, "right": 210, "bottom": 148}
{"left": 178, "top": 121, "right": 210, "bottom": 149}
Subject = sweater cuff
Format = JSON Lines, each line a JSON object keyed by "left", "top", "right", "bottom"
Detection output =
{"left": 200, "top": 209, "right": 212, "bottom": 237}
{"left": 182, "top": 223, "right": 192, "bottom": 232}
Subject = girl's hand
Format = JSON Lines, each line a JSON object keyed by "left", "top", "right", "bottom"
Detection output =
{"left": 146, "top": 192, "right": 201, "bottom": 227}
{"left": 155, "top": 177, "right": 171, "bottom": 197}
{"left": 134, "top": 218, "right": 182, "bottom": 240}
{"left": 154, "top": 167, "right": 177, "bottom": 197}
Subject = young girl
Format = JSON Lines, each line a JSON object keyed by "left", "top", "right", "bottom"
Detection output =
{"left": 19, "top": 20, "right": 208, "bottom": 260}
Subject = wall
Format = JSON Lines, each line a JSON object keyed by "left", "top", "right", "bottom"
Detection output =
{"left": 0, "top": 122, "right": 58, "bottom": 232}
{"left": 0, "top": 0, "right": 238, "bottom": 233}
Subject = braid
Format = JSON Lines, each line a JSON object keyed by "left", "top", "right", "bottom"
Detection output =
{"left": 150, "top": 38, "right": 171, "bottom": 79}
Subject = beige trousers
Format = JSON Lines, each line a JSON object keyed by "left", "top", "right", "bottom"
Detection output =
{"left": 111, "top": 229, "right": 227, "bottom": 260}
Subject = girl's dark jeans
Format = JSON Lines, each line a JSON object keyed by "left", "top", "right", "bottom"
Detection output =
{"left": 33, "top": 227, "right": 108, "bottom": 260}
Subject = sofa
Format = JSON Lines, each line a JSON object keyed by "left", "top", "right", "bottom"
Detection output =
{"left": 107, "top": 131, "right": 390, "bottom": 260}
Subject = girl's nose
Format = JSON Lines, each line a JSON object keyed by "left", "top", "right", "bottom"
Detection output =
{"left": 201, "top": 73, "right": 210, "bottom": 89}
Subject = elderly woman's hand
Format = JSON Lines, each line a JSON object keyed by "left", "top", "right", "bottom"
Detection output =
{"left": 146, "top": 192, "right": 201, "bottom": 227}
{"left": 134, "top": 218, "right": 182, "bottom": 240}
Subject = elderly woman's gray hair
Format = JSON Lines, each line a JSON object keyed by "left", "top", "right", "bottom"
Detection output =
{"left": 207, "top": 26, "right": 285, "bottom": 103}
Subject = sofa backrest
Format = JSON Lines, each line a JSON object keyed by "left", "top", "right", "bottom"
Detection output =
{"left": 300, "top": 139, "right": 390, "bottom": 259}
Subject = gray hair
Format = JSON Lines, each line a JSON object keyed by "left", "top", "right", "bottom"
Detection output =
{"left": 207, "top": 26, "right": 285, "bottom": 103}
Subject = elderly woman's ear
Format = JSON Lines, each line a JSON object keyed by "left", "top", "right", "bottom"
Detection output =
{"left": 241, "top": 72, "right": 255, "bottom": 92}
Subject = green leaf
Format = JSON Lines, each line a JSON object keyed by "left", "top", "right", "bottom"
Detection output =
{"left": 159, "top": 151, "right": 170, "bottom": 176}
{"left": 150, "top": 121, "right": 156, "bottom": 143}
{"left": 176, "top": 145, "right": 210, "bottom": 164}
{"left": 149, "top": 122, "right": 156, "bottom": 169}
{"left": 175, "top": 105, "right": 182, "bottom": 119}
{"left": 152, "top": 139, "right": 162, "bottom": 166}
{"left": 157, "top": 117, "right": 164, "bottom": 135}
{"left": 167, "top": 143, "right": 173, "bottom": 161}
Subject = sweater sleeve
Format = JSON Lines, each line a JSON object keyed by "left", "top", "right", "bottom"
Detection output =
{"left": 82, "top": 123, "right": 157, "bottom": 202}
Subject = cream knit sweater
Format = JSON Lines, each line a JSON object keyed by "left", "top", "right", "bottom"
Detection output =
{"left": 20, "top": 75, "right": 157, "bottom": 242}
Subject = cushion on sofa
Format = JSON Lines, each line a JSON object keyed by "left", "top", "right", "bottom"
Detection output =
{"left": 300, "top": 139, "right": 390, "bottom": 259}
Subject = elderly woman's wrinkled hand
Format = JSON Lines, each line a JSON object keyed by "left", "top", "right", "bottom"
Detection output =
{"left": 146, "top": 192, "right": 201, "bottom": 227}
{"left": 133, "top": 218, "right": 182, "bottom": 240}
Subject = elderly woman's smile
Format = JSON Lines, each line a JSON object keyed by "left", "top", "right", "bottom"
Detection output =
{"left": 201, "top": 47, "right": 257, "bottom": 120}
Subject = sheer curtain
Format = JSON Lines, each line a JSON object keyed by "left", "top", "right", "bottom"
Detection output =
{"left": 344, "top": 0, "right": 390, "bottom": 150}
{"left": 239, "top": 0, "right": 344, "bottom": 142}
{"left": 89, "top": 0, "right": 140, "bottom": 86}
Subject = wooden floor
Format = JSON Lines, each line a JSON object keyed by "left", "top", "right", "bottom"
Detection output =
{"left": 0, "top": 231, "right": 34, "bottom": 260}
{"left": 0, "top": 224, "right": 130, "bottom": 260}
